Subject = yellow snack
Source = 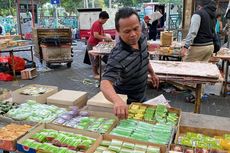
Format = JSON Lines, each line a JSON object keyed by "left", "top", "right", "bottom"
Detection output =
{"left": 131, "top": 105, "right": 140, "bottom": 110}
{"left": 220, "top": 139, "right": 230, "bottom": 150}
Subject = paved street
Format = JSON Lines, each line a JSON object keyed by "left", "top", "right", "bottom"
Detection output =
{"left": 1, "top": 41, "right": 230, "bottom": 118}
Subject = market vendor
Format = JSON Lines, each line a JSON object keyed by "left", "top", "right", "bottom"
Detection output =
{"left": 83, "top": 11, "right": 112, "bottom": 79}
{"left": 100, "top": 7, "right": 159, "bottom": 119}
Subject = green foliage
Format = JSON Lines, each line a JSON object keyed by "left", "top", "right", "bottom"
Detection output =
{"left": 157, "top": 0, "right": 182, "bottom": 5}
{"left": 0, "top": 0, "right": 16, "bottom": 16}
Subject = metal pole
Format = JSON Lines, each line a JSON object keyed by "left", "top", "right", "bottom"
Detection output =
{"left": 31, "top": 0, "right": 35, "bottom": 27}
{"left": 92, "top": 0, "right": 95, "bottom": 8}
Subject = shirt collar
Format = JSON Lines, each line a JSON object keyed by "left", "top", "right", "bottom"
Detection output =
{"left": 119, "top": 35, "right": 145, "bottom": 52}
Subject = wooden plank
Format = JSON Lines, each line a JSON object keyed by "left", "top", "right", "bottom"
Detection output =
{"left": 150, "top": 60, "right": 220, "bottom": 79}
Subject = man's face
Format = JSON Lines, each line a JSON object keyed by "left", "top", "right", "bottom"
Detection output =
{"left": 100, "top": 18, "right": 108, "bottom": 24}
{"left": 118, "top": 14, "right": 141, "bottom": 46}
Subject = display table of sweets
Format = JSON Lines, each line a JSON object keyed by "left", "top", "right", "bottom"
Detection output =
{"left": 17, "top": 123, "right": 101, "bottom": 153}
{"left": 0, "top": 123, "right": 32, "bottom": 151}
{"left": 128, "top": 103, "right": 180, "bottom": 126}
{"left": 173, "top": 126, "right": 230, "bottom": 153}
{"left": 6, "top": 100, "right": 66, "bottom": 123}
{"left": 52, "top": 108, "right": 117, "bottom": 134}
{"left": 110, "top": 119, "right": 174, "bottom": 145}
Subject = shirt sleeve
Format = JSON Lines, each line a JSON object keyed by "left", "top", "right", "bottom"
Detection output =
{"left": 184, "top": 14, "right": 201, "bottom": 49}
{"left": 92, "top": 22, "right": 102, "bottom": 34}
{"left": 102, "top": 54, "right": 123, "bottom": 83}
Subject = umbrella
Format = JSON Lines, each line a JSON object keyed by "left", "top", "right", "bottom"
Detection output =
{"left": 149, "top": 11, "right": 163, "bottom": 22}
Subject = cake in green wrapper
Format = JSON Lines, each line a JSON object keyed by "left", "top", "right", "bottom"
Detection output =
{"left": 122, "top": 142, "right": 135, "bottom": 149}
{"left": 100, "top": 140, "right": 111, "bottom": 147}
{"left": 108, "top": 145, "right": 121, "bottom": 152}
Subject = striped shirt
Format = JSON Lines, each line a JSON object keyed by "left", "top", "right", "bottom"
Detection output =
{"left": 102, "top": 35, "right": 149, "bottom": 104}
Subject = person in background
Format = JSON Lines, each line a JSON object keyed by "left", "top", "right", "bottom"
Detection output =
{"left": 215, "top": 14, "right": 223, "bottom": 45}
{"left": 141, "top": 16, "right": 151, "bottom": 40}
{"left": 181, "top": 0, "right": 216, "bottom": 62}
{"left": 149, "top": 19, "right": 158, "bottom": 41}
{"left": 83, "top": 11, "right": 112, "bottom": 79}
{"left": 181, "top": 0, "right": 216, "bottom": 103}
{"left": 0, "top": 26, "right": 2, "bottom": 35}
{"left": 100, "top": 7, "right": 159, "bottom": 119}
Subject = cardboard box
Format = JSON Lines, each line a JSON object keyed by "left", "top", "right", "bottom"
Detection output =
{"left": 160, "top": 31, "right": 173, "bottom": 47}
{"left": 174, "top": 126, "right": 230, "bottom": 152}
{"left": 169, "top": 144, "right": 228, "bottom": 153}
{"left": 12, "top": 84, "right": 58, "bottom": 104}
{"left": 87, "top": 92, "right": 127, "bottom": 113}
{"left": 175, "top": 126, "right": 230, "bottom": 144}
{"left": 17, "top": 123, "right": 102, "bottom": 153}
{"left": 91, "top": 134, "right": 167, "bottom": 153}
{"left": 0, "top": 116, "right": 35, "bottom": 151}
{"left": 21, "top": 68, "right": 38, "bottom": 80}
{"left": 47, "top": 90, "right": 88, "bottom": 109}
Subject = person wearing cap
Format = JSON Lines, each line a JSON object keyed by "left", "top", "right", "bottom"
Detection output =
{"left": 181, "top": 0, "right": 216, "bottom": 62}
{"left": 141, "top": 16, "right": 151, "bottom": 40}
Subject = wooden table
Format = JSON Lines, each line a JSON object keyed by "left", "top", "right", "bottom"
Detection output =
{"left": 0, "top": 45, "right": 34, "bottom": 78}
{"left": 212, "top": 50, "right": 230, "bottom": 96}
{"left": 149, "top": 51, "right": 182, "bottom": 61}
{"left": 150, "top": 60, "right": 221, "bottom": 113}
{"left": 88, "top": 50, "right": 110, "bottom": 83}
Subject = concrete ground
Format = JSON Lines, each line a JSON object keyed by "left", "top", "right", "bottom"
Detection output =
{"left": 1, "top": 41, "right": 230, "bottom": 118}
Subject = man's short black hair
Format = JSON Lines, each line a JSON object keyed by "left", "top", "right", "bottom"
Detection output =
{"left": 196, "top": 0, "right": 211, "bottom": 6}
{"left": 115, "top": 7, "right": 140, "bottom": 31}
{"left": 0, "top": 26, "right": 2, "bottom": 35}
{"left": 99, "top": 11, "right": 109, "bottom": 19}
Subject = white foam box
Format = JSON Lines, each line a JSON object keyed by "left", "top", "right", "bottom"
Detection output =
{"left": 12, "top": 84, "right": 58, "bottom": 104}
{"left": 86, "top": 92, "right": 127, "bottom": 113}
{"left": 47, "top": 90, "right": 88, "bottom": 108}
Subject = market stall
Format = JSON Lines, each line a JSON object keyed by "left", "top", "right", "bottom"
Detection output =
{"left": 150, "top": 60, "right": 222, "bottom": 113}
{"left": 0, "top": 38, "right": 34, "bottom": 79}
{"left": 1, "top": 84, "right": 230, "bottom": 153}
{"left": 148, "top": 40, "right": 183, "bottom": 61}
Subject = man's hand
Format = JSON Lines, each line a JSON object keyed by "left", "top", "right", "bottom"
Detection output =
{"left": 104, "top": 37, "right": 113, "bottom": 42}
{"left": 151, "top": 73, "right": 160, "bottom": 88}
{"left": 181, "top": 47, "right": 188, "bottom": 57}
{"left": 113, "top": 100, "right": 128, "bottom": 119}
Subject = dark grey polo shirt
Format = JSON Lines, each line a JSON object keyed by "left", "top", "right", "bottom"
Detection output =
{"left": 102, "top": 35, "right": 149, "bottom": 104}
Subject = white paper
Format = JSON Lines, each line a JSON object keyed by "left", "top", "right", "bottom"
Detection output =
{"left": 144, "top": 94, "right": 171, "bottom": 107}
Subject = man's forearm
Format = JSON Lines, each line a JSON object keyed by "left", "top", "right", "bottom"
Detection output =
{"left": 100, "top": 80, "right": 124, "bottom": 104}
{"left": 147, "top": 62, "right": 155, "bottom": 76}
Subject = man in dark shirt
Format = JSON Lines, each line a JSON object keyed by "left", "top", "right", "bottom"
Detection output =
{"left": 181, "top": 0, "right": 216, "bottom": 62}
{"left": 100, "top": 7, "right": 159, "bottom": 119}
